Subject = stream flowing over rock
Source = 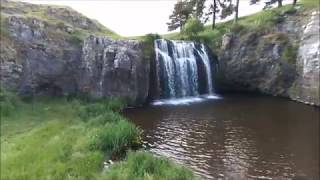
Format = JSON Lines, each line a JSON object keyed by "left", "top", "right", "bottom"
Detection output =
{"left": 154, "top": 39, "right": 216, "bottom": 99}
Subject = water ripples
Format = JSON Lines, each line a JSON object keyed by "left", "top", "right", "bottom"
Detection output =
{"left": 125, "top": 95, "right": 319, "bottom": 179}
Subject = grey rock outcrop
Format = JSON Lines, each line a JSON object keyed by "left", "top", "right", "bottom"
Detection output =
{"left": 218, "top": 32, "right": 297, "bottom": 96}
{"left": 1, "top": 15, "right": 82, "bottom": 96}
{"left": 217, "top": 10, "right": 320, "bottom": 106}
{"left": 0, "top": 0, "right": 148, "bottom": 104}
{"left": 0, "top": 42, "right": 22, "bottom": 90}
{"left": 3, "top": 13, "right": 82, "bottom": 95}
{"left": 289, "top": 11, "right": 320, "bottom": 106}
{"left": 79, "top": 36, "right": 149, "bottom": 104}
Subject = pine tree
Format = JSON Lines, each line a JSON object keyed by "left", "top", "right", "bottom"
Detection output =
{"left": 169, "top": 0, "right": 235, "bottom": 30}
{"left": 167, "top": 0, "right": 193, "bottom": 31}
{"left": 212, "top": 0, "right": 218, "bottom": 28}
{"left": 234, "top": 0, "right": 240, "bottom": 23}
{"left": 293, "top": 0, "right": 297, "bottom": 6}
{"left": 190, "top": 0, "right": 207, "bottom": 19}
{"left": 198, "top": 0, "right": 233, "bottom": 29}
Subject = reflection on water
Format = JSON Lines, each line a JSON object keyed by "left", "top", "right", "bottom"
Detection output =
{"left": 125, "top": 94, "right": 320, "bottom": 179}
{"left": 152, "top": 94, "right": 222, "bottom": 106}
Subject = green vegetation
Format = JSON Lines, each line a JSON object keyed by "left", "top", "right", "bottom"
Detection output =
{"left": 162, "top": 3, "right": 304, "bottom": 53}
{"left": 26, "top": 4, "right": 120, "bottom": 40}
{"left": 1, "top": 0, "right": 121, "bottom": 47}
{"left": 300, "top": 0, "right": 320, "bottom": 9}
{"left": 167, "top": 0, "right": 193, "bottom": 32}
{"left": 182, "top": 18, "right": 204, "bottom": 41}
{"left": 282, "top": 43, "right": 299, "bottom": 64}
{"left": 0, "top": 89, "right": 21, "bottom": 117}
{"left": 1, "top": 90, "right": 133, "bottom": 179}
{"left": 0, "top": 90, "right": 193, "bottom": 179}
{"left": 140, "top": 33, "right": 161, "bottom": 62}
{"left": 101, "top": 151, "right": 194, "bottom": 180}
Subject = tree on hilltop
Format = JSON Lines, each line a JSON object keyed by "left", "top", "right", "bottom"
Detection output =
{"left": 182, "top": 17, "right": 205, "bottom": 39}
{"left": 167, "top": 0, "right": 194, "bottom": 31}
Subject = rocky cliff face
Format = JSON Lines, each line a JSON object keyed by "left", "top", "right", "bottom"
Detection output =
{"left": 289, "top": 11, "right": 320, "bottom": 106}
{"left": 0, "top": 0, "right": 148, "bottom": 104}
{"left": 79, "top": 36, "right": 149, "bottom": 104}
{"left": 1, "top": 0, "right": 319, "bottom": 106}
{"left": 217, "top": 10, "right": 319, "bottom": 106}
{"left": 1, "top": 7, "right": 82, "bottom": 96}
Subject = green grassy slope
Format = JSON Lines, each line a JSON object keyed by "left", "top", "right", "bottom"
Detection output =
{"left": 1, "top": 0, "right": 121, "bottom": 41}
{"left": 0, "top": 90, "right": 193, "bottom": 180}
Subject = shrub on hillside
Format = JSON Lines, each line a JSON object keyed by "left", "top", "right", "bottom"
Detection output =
{"left": 182, "top": 18, "right": 204, "bottom": 41}
{"left": 0, "top": 88, "right": 21, "bottom": 116}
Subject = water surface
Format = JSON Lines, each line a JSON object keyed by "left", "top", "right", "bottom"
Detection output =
{"left": 125, "top": 94, "right": 319, "bottom": 179}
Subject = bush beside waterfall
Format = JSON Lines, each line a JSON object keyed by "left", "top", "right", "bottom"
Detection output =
{"left": 182, "top": 18, "right": 205, "bottom": 41}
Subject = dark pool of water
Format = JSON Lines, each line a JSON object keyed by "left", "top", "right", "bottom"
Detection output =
{"left": 124, "top": 94, "right": 319, "bottom": 179}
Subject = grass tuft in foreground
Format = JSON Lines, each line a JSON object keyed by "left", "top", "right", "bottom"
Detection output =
{"left": 100, "top": 151, "right": 194, "bottom": 180}
{"left": 0, "top": 90, "right": 193, "bottom": 179}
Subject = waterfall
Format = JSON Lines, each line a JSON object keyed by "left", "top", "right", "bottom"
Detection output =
{"left": 154, "top": 39, "right": 214, "bottom": 99}
{"left": 198, "top": 44, "right": 213, "bottom": 94}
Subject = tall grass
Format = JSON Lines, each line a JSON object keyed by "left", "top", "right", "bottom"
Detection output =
{"left": 0, "top": 88, "right": 22, "bottom": 117}
{"left": 101, "top": 151, "right": 194, "bottom": 180}
{"left": 1, "top": 95, "right": 122, "bottom": 179}
{"left": 1, "top": 92, "right": 193, "bottom": 179}
{"left": 89, "top": 119, "right": 141, "bottom": 153}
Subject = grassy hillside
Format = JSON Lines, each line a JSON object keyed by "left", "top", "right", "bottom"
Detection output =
{"left": 159, "top": 0, "right": 318, "bottom": 52}
{"left": 1, "top": 0, "right": 121, "bottom": 42}
{"left": 0, "top": 90, "right": 193, "bottom": 179}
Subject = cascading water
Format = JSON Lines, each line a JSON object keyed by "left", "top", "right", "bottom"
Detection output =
{"left": 197, "top": 44, "right": 213, "bottom": 94}
{"left": 154, "top": 39, "right": 215, "bottom": 99}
